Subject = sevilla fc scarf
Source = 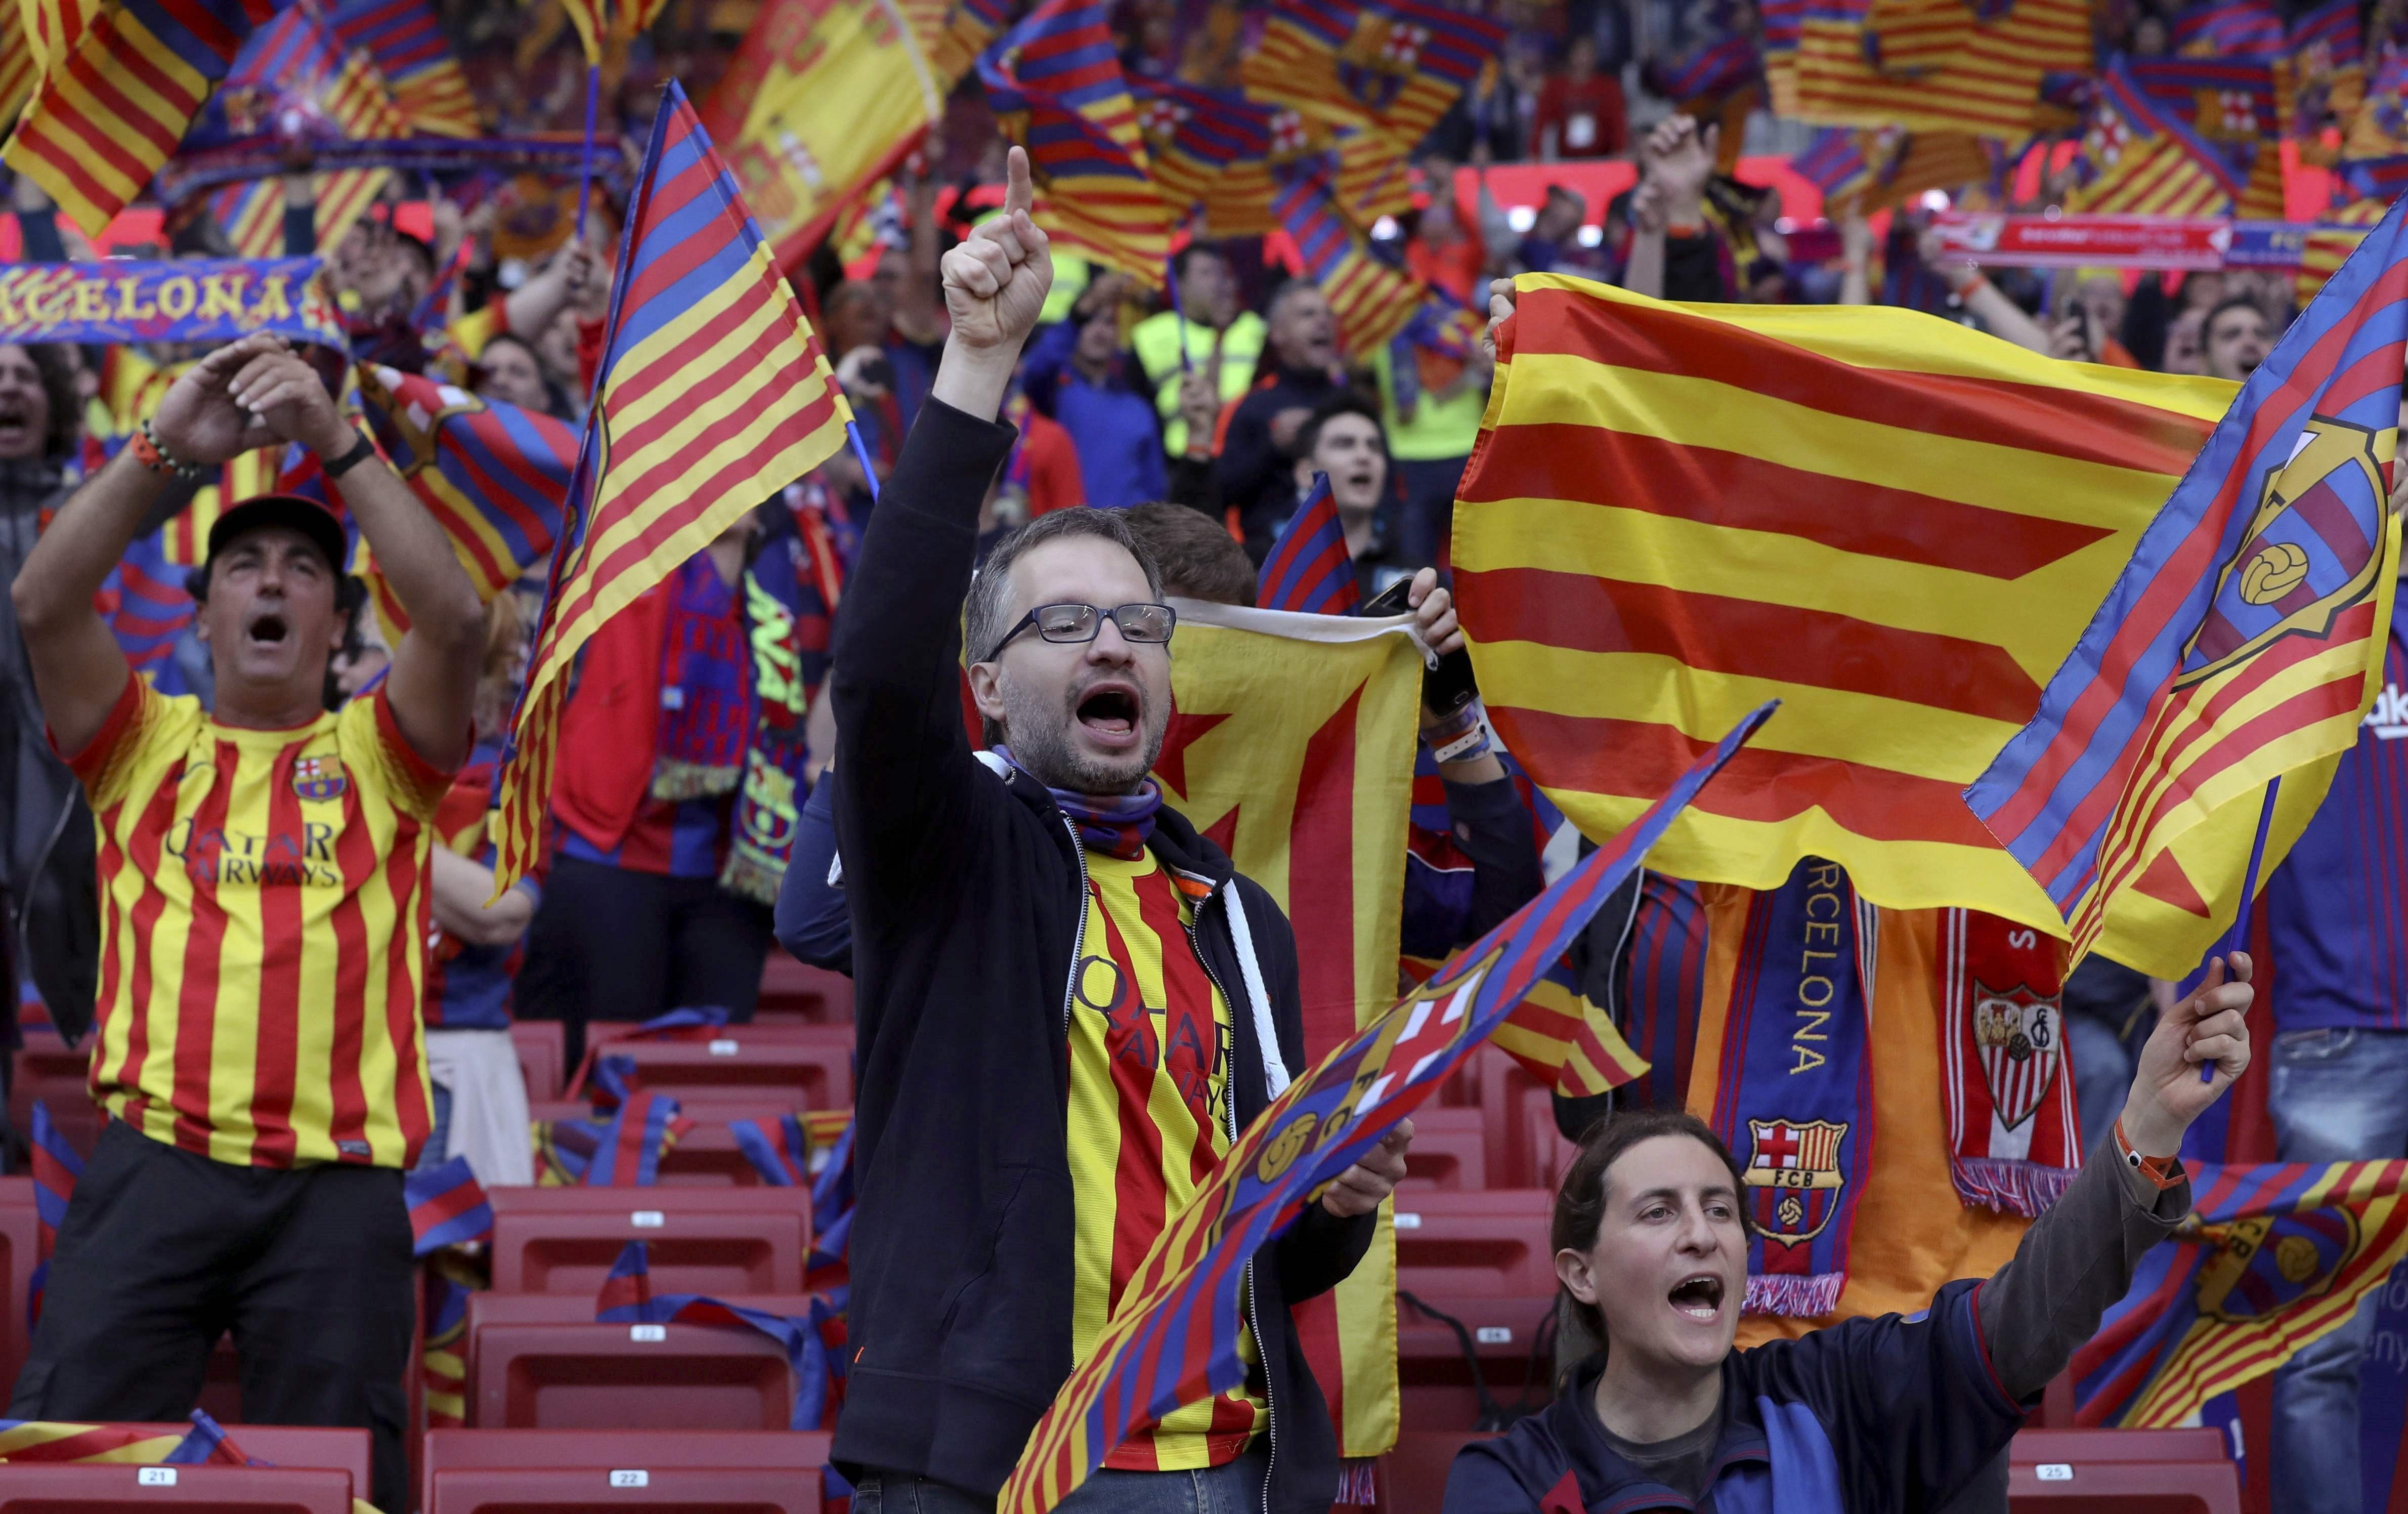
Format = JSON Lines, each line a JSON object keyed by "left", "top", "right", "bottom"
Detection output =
{"left": 1939, "top": 909, "right": 2082, "bottom": 1216}
{"left": 1703, "top": 857, "right": 1878, "bottom": 1318}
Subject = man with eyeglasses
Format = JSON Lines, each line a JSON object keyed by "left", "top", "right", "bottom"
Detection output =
{"left": 828, "top": 149, "right": 1412, "bottom": 1514}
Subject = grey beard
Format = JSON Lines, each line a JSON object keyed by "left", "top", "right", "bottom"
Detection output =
{"left": 996, "top": 671, "right": 1163, "bottom": 796}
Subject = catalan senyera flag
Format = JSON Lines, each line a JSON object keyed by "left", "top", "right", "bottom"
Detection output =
{"left": 1146, "top": 598, "right": 1422, "bottom": 1463}
{"left": 1967, "top": 194, "right": 2408, "bottom": 973}
{"left": 1454, "top": 274, "right": 2282, "bottom": 975}
{"left": 558, "top": 0, "right": 667, "bottom": 64}
{"left": 208, "top": 7, "right": 409, "bottom": 257}
{"left": 2066, "top": 62, "right": 2243, "bottom": 219}
{"left": 699, "top": 0, "right": 947, "bottom": 268}
{"left": 1001, "top": 701, "right": 1774, "bottom": 1514}
{"left": 1273, "top": 162, "right": 1433, "bottom": 357}
{"left": 979, "top": 0, "right": 1173, "bottom": 286}
{"left": 2, "top": 0, "right": 286, "bottom": 235}
{"left": 2073, "top": 1161, "right": 2408, "bottom": 1427}
{"left": 1790, "top": 0, "right": 2090, "bottom": 137}
{"left": 350, "top": 362, "right": 578, "bottom": 642}
{"left": 18, "top": 0, "right": 103, "bottom": 75}
{"left": 0, "top": 0, "right": 38, "bottom": 132}
{"left": 1241, "top": 0, "right": 1506, "bottom": 154}
{"left": 493, "top": 81, "right": 850, "bottom": 895}
{"left": 1258, "top": 473, "right": 1357, "bottom": 616}
{"left": 328, "top": 0, "right": 478, "bottom": 136}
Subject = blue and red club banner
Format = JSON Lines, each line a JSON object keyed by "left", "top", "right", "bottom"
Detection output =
{"left": 0, "top": 261, "right": 348, "bottom": 350}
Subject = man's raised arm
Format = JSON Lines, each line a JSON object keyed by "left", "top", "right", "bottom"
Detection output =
{"left": 223, "top": 341, "right": 484, "bottom": 770}
{"left": 829, "top": 148, "right": 1051, "bottom": 895}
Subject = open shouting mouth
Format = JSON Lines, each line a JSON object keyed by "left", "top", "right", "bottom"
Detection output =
{"left": 1075, "top": 680, "right": 1141, "bottom": 750}
{"left": 1668, "top": 1273, "right": 1726, "bottom": 1324}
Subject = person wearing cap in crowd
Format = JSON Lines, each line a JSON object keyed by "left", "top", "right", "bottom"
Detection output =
{"left": 6, "top": 333, "right": 486, "bottom": 1514}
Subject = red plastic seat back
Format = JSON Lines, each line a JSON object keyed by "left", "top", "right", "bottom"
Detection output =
{"left": 509, "top": 1023, "right": 567, "bottom": 1101}
{"left": 0, "top": 1186, "right": 44, "bottom": 1394}
{"left": 115, "top": 1425, "right": 370, "bottom": 1498}
{"left": 0, "top": 1464, "right": 352, "bottom": 1513}
{"left": 486, "top": 1188, "right": 810, "bottom": 1295}
{"left": 575, "top": 1026, "right": 853, "bottom": 1108}
{"left": 1392, "top": 1190, "right": 1558, "bottom": 1299}
{"left": 421, "top": 1427, "right": 833, "bottom": 1514}
{"left": 2007, "top": 1428, "right": 2240, "bottom": 1514}
{"left": 430, "top": 1465, "right": 820, "bottom": 1513}
{"left": 468, "top": 1322, "right": 796, "bottom": 1429}
{"left": 1399, "top": 1108, "right": 1488, "bottom": 1192}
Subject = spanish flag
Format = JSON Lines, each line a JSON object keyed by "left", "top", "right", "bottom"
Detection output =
{"left": 494, "top": 82, "right": 850, "bottom": 894}
{"left": 1454, "top": 274, "right": 2251, "bottom": 966}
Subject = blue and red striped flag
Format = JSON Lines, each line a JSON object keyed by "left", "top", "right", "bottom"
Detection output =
{"left": 1257, "top": 473, "right": 1358, "bottom": 616}
{"left": 1, "top": 0, "right": 287, "bottom": 235}
{"left": 26, "top": 1100, "right": 81, "bottom": 1329}
{"left": 95, "top": 531, "right": 197, "bottom": 695}
{"left": 2170, "top": 0, "right": 2286, "bottom": 58}
{"left": 2066, "top": 61, "right": 2241, "bottom": 218}
{"left": 1242, "top": 0, "right": 1507, "bottom": 153}
{"left": 534, "top": 1091, "right": 694, "bottom": 1186}
{"left": 206, "top": 7, "right": 409, "bottom": 257}
{"left": 597, "top": 1241, "right": 845, "bottom": 1428}
{"left": 1272, "top": 162, "right": 1435, "bottom": 357}
{"left": 351, "top": 363, "right": 578, "bottom": 642}
{"left": 2073, "top": 1160, "right": 2408, "bottom": 1427}
{"left": 403, "top": 1156, "right": 494, "bottom": 1255}
{"left": 494, "top": 80, "right": 850, "bottom": 895}
{"left": 728, "top": 1113, "right": 810, "bottom": 1186}
{"left": 1001, "top": 699, "right": 1776, "bottom": 1513}
{"left": 328, "top": 0, "right": 478, "bottom": 136}
{"left": 1968, "top": 192, "right": 2408, "bottom": 971}
{"left": 979, "top": 0, "right": 1173, "bottom": 284}
{"left": 727, "top": 1114, "right": 855, "bottom": 1284}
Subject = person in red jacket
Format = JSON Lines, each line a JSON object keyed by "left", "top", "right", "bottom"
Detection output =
{"left": 1533, "top": 35, "right": 1629, "bottom": 160}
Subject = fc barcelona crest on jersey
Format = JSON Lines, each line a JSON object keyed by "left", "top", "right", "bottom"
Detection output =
{"left": 293, "top": 756, "right": 347, "bottom": 802}
{"left": 1742, "top": 1118, "right": 1851, "bottom": 1244}
{"left": 2178, "top": 415, "right": 2392, "bottom": 689}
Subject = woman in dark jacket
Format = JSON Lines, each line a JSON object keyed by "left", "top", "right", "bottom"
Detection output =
{"left": 1447, "top": 954, "right": 2256, "bottom": 1513}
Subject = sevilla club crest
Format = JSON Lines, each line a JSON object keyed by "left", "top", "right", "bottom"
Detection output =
{"left": 1970, "top": 981, "right": 2062, "bottom": 1131}
{"left": 1742, "top": 1118, "right": 1850, "bottom": 1243}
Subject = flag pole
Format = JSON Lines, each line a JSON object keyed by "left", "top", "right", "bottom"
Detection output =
{"left": 1166, "top": 249, "right": 1191, "bottom": 373}
{"left": 2208, "top": 775, "right": 2281, "bottom": 1081}
{"left": 576, "top": 63, "right": 600, "bottom": 239}
{"left": 846, "top": 421, "right": 882, "bottom": 504}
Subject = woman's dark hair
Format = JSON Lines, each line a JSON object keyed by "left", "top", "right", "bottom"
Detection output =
{"left": 1551, "top": 1107, "right": 1752, "bottom": 1351}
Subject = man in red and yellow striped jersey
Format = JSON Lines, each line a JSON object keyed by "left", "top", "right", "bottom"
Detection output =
{"left": 6, "top": 332, "right": 485, "bottom": 1514}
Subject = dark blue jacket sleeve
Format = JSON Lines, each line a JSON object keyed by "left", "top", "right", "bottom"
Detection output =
{"left": 1441, "top": 774, "right": 1546, "bottom": 944}
{"left": 18, "top": 205, "right": 65, "bottom": 263}
{"left": 772, "top": 774, "right": 851, "bottom": 974}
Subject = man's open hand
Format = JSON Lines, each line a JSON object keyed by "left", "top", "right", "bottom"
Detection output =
{"left": 153, "top": 334, "right": 351, "bottom": 467}
{"left": 941, "top": 146, "right": 1053, "bottom": 351}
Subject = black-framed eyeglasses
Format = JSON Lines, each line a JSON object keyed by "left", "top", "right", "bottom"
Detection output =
{"left": 981, "top": 601, "right": 1177, "bottom": 663}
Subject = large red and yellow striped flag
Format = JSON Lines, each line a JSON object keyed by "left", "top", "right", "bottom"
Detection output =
{"left": 209, "top": 7, "right": 410, "bottom": 258}
{"left": 494, "top": 80, "right": 850, "bottom": 894}
{"left": 1454, "top": 274, "right": 2298, "bottom": 975}
{"left": 0, "top": 1, "right": 39, "bottom": 131}
{"left": 19, "top": 0, "right": 103, "bottom": 72}
{"left": 1791, "top": 0, "right": 2089, "bottom": 136}
{"left": 1148, "top": 599, "right": 1421, "bottom": 1464}
{"left": 2, "top": 0, "right": 284, "bottom": 235}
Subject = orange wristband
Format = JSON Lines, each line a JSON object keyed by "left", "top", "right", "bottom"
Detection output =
{"left": 2114, "top": 1117, "right": 2183, "bottom": 1191}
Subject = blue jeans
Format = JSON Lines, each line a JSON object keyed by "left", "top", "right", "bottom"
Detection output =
{"left": 2267, "top": 1027, "right": 2408, "bottom": 1514}
{"left": 854, "top": 1446, "right": 1268, "bottom": 1514}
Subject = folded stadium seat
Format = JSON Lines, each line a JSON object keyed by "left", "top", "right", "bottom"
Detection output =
{"left": 0, "top": 1184, "right": 44, "bottom": 1392}
{"left": 508, "top": 1022, "right": 567, "bottom": 1102}
{"left": 462, "top": 1294, "right": 826, "bottom": 1424}
{"left": 1514, "top": 1088, "right": 1576, "bottom": 1194}
{"left": 114, "top": 1426, "right": 370, "bottom": 1498}
{"left": 1369, "top": 1431, "right": 1498, "bottom": 1514}
{"left": 753, "top": 951, "right": 854, "bottom": 1024}
{"left": 468, "top": 1320, "right": 799, "bottom": 1431}
{"left": 2008, "top": 1428, "right": 2241, "bottom": 1514}
{"left": 1391, "top": 1189, "right": 1562, "bottom": 1430}
{"left": 650, "top": 1121, "right": 774, "bottom": 1186}
{"left": 0, "top": 1464, "right": 353, "bottom": 1512}
{"left": 487, "top": 1188, "right": 812, "bottom": 1295}
{"left": 420, "top": 1428, "right": 833, "bottom": 1514}
{"left": 10, "top": 1026, "right": 100, "bottom": 1157}
{"left": 1398, "top": 1107, "right": 1488, "bottom": 1192}
{"left": 572, "top": 1024, "right": 853, "bottom": 1110}
{"left": 432, "top": 1465, "right": 823, "bottom": 1512}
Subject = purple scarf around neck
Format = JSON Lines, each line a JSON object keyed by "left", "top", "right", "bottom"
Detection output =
{"left": 993, "top": 746, "right": 1162, "bottom": 860}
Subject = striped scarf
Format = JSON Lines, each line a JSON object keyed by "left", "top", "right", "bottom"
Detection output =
{"left": 652, "top": 554, "right": 752, "bottom": 802}
{"left": 996, "top": 746, "right": 1162, "bottom": 860}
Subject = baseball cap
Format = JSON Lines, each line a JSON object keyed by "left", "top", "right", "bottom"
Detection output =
{"left": 198, "top": 493, "right": 350, "bottom": 594}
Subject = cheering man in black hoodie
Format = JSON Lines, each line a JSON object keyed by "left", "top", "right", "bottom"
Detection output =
{"left": 829, "top": 149, "right": 1411, "bottom": 1513}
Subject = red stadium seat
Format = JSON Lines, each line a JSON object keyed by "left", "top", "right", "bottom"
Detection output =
{"left": 1399, "top": 1108, "right": 1488, "bottom": 1192}
{"left": 572, "top": 1024, "right": 853, "bottom": 1109}
{"left": 755, "top": 952, "right": 854, "bottom": 1023}
{"left": 487, "top": 1187, "right": 812, "bottom": 1295}
{"left": 2008, "top": 1428, "right": 2241, "bottom": 1514}
{"left": 0, "top": 1182, "right": 44, "bottom": 1394}
{"left": 1370, "top": 1431, "right": 1497, "bottom": 1514}
{"left": 11, "top": 1027, "right": 100, "bottom": 1158}
{"left": 467, "top": 1321, "right": 797, "bottom": 1429}
{"left": 420, "top": 1427, "right": 832, "bottom": 1514}
{"left": 508, "top": 1022, "right": 567, "bottom": 1102}
{"left": 0, "top": 1464, "right": 352, "bottom": 1512}
{"left": 114, "top": 1426, "right": 370, "bottom": 1498}
{"left": 463, "top": 1291, "right": 824, "bottom": 1387}
{"left": 1392, "top": 1190, "right": 1560, "bottom": 1432}
{"left": 431, "top": 1465, "right": 821, "bottom": 1512}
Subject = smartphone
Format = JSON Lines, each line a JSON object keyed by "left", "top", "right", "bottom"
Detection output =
{"left": 1360, "top": 577, "right": 1479, "bottom": 714}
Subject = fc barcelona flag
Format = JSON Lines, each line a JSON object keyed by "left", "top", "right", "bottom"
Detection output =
{"left": 1242, "top": 0, "right": 1506, "bottom": 153}
{"left": 494, "top": 81, "right": 850, "bottom": 895}
{"left": 206, "top": 6, "right": 410, "bottom": 258}
{"left": 1001, "top": 700, "right": 1774, "bottom": 1514}
{"left": 2074, "top": 1161, "right": 2408, "bottom": 1426}
{"left": 1146, "top": 598, "right": 1422, "bottom": 1461}
{"left": 2065, "top": 62, "right": 2240, "bottom": 219}
{"left": 1969, "top": 193, "right": 2408, "bottom": 971}
{"left": 1454, "top": 274, "right": 2250, "bottom": 973}
{"left": 1257, "top": 473, "right": 1357, "bottom": 616}
{"left": 2, "top": 0, "right": 288, "bottom": 235}
{"left": 328, "top": 0, "right": 480, "bottom": 136}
